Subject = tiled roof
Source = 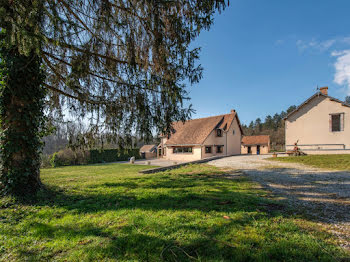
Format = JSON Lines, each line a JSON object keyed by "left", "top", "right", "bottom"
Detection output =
{"left": 164, "top": 111, "right": 240, "bottom": 145}
{"left": 217, "top": 113, "right": 235, "bottom": 130}
{"left": 140, "top": 144, "right": 157, "bottom": 152}
{"left": 242, "top": 135, "right": 270, "bottom": 146}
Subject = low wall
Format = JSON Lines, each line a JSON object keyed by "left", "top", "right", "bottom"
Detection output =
{"left": 139, "top": 155, "right": 235, "bottom": 174}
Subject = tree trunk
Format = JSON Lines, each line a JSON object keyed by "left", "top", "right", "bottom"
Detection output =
{"left": 0, "top": 47, "right": 45, "bottom": 197}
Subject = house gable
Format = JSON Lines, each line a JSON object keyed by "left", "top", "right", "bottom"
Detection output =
{"left": 285, "top": 92, "right": 350, "bottom": 121}
{"left": 285, "top": 94, "right": 350, "bottom": 150}
{"left": 202, "top": 115, "right": 242, "bottom": 156}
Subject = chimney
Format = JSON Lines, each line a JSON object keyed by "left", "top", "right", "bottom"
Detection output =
{"left": 320, "top": 86, "right": 328, "bottom": 96}
{"left": 230, "top": 109, "right": 236, "bottom": 114}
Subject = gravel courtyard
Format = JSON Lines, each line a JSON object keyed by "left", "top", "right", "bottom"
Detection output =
{"left": 208, "top": 155, "right": 350, "bottom": 250}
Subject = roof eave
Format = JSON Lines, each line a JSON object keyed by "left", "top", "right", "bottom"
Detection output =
{"left": 285, "top": 92, "right": 350, "bottom": 120}
{"left": 164, "top": 144, "right": 202, "bottom": 146}
{"left": 285, "top": 92, "right": 325, "bottom": 120}
{"left": 242, "top": 143, "right": 268, "bottom": 146}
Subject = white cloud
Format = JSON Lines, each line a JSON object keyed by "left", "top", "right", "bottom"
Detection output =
{"left": 332, "top": 50, "right": 350, "bottom": 95}
{"left": 274, "top": 39, "right": 284, "bottom": 46}
{"left": 341, "top": 37, "right": 350, "bottom": 45}
{"left": 296, "top": 38, "right": 336, "bottom": 52}
{"left": 294, "top": 36, "right": 350, "bottom": 95}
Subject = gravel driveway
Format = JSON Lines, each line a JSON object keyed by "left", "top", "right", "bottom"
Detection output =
{"left": 208, "top": 155, "right": 350, "bottom": 249}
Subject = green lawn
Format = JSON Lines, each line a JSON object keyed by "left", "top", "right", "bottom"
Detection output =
{"left": 0, "top": 163, "right": 347, "bottom": 261}
{"left": 269, "top": 154, "right": 350, "bottom": 170}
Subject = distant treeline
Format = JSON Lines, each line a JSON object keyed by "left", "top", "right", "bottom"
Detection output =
{"left": 241, "top": 105, "right": 297, "bottom": 151}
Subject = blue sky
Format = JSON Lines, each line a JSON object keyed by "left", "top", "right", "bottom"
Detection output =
{"left": 188, "top": 0, "right": 350, "bottom": 125}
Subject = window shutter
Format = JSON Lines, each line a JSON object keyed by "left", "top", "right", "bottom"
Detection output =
{"left": 329, "top": 114, "right": 332, "bottom": 132}
{"left": 341, "top": 113, "right": 345, "bottom": 131}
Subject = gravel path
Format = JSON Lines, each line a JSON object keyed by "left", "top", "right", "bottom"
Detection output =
{"left": 208, "top": 155, "right": 350, "bottom": 249}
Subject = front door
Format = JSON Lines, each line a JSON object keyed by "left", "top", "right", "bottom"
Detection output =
{"left": 158, "top": 148, "right": 162, "bottom": 158}
{"left": 257, "top": 145, "right": 260, "bottom": 155}
{"left": 248, "top": 146, "right": 251, "bottom": 154}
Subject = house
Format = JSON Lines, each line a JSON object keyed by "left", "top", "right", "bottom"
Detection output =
{"left": 158, "top": 110, "right": 243, "bottom": 161}
{"left": 285, "top": 87, "right": 350, "bottom": 154}
{"left": 139, "top": 144, "right": 157, "bottom": 159}
{"left": 241, "top": 135, "right": 270, "bottom": 155}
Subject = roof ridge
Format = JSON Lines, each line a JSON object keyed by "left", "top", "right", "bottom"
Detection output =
{"left": 243, "top": 135, "right": 269, "bottom": 137}
{"left": 285, "top": 91, "right": 350, "bottom": 120}
{"left": 165, "top": 112, "right": 238, "bottom": 145}
{"left": 174, "top": 112, "right": 234, "bottom": 124}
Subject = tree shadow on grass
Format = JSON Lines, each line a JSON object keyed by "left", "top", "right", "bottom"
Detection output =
{"left": 32, "top": 175, "right": 275, "bottom": 215}
{"left": 5, "top": 172, "right": 349, "bottom": 261}
{"left": 7, "top": 214, "right": 346, "bottom": 262}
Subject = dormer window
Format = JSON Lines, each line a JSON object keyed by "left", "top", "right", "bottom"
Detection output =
{"left": 216, "top": 129, "right": 222, "bottom": 137}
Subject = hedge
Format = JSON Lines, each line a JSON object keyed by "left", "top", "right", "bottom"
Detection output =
{"left": 89, "top": 148, "right": 140, "bottom": 163}
{"left": 47, "top": 148, "right": 140, "bottom": 167}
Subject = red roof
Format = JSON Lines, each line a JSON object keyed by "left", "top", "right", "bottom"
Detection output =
{"left": 242, "top": 135, "right": 270, "bottom": 146}
{"left": 140, "top": 144, "right": 157, "bottom": 152}
{"left": 164, "top": 111, "right": 242, "bottom": 145}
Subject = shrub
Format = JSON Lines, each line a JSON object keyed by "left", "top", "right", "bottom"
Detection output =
{"left": 89, "top": 148, "right": 140, "bottom": 163}
{"left": 41, "top": 154, "right": 51, "bottom": 168}
{"left": 46, "top": 148, "right": 140, "bottom": 167}
{"left": 49, "top": 148, "right": 90, "bottom": 167}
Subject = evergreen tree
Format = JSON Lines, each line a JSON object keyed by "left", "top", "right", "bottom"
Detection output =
{"left": 264, "top": 115, "right": 273, "bottom": 129}
{"left": 345, "top": 96, "right": 350, "bottom": 105}
{"left": 272, "top": 113, "right": 281, "bottom": 130}
{"left": 286, "top": 105, "right": 297, "bottom": 114}
{"left": 255, "top": 118, "right": 262, "bottom": 132}
{"left": 0, "top": 0, "right": 228, "bottom": 196}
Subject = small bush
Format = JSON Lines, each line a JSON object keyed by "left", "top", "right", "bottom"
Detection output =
{"left": 49, "top": 148, "right": 90, "bottom": 167}
{"left": 41, "top": 154, "right": 51, "bottom": 168}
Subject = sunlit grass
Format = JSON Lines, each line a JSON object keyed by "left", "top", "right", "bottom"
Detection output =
{"left": 268, "top": 154, "right": 350, "bottom": 170}
{"left": 0, "top": 163, "right": 347, "bottom": 261}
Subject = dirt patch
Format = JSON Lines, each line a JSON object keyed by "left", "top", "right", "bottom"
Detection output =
{"left": 209, "top": 155, "right": 350, "bottom": 250}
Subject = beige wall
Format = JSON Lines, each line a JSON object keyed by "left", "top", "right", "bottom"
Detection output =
{"left": 142, "top": 152, "right": 156, "bottom": 159}
{"left": 285, "top": 96, "right": 350, "bottom": 154}
{"left": 201, "top": 117, "right": 241, "bottom": 158}
{"left": 241, "top": 145, "right": 269, "bottom": 154}
{"left": 159, "top": 117, "right": 242, "bottom": 161}
{"left": 227, "top": 117, "right": 242, "bottom": 155}
{"left": 163, "top": 146, "right": 202, "bottom": 161}
{"left": 201, "top": 128, "right": 226, "bottom": 159}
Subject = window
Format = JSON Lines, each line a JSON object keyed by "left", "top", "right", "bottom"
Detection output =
{"left": 232, "top": 129, "right": 235, "bottom": 135}
{"left": 216, "top": 129, "right": 222, "bottom": 137}
{"left": 216, "top": 145, "right": 223, "bottom": 153}
{"left": 173, "top": 147, "right": 193, "bottom": 154}
{"left": 330, "top": 113, "right": 343, "bottom": 132}
{"left": 183, "top": 147, "right": 192, "bottom": 153}
{"left": 205, "top": 146, "right": 212, "bottom": 154}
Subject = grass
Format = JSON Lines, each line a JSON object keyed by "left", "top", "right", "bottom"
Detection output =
{"left": 0, "top": 163, "right": 348, "bottom": 261}
{"left": 268, "top": 154, "right": 350, "bottom": 170}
